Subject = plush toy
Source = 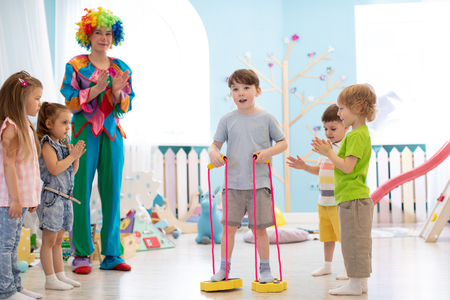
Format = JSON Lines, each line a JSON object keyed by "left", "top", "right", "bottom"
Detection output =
{"left": 195, "top": 186, "right": 222, "bottom": 244}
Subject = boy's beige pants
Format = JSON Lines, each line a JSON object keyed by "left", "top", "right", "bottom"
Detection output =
{"left": 338, "top": 198, "right": 374, "bottom": 278}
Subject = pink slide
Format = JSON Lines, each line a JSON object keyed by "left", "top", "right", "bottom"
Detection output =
{"left": 371, "top": 141, "right": 450, "bottom": 205}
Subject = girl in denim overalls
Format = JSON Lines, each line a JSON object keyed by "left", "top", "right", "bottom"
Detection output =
{"left": 0, "top": 71, "right": 43, "bottom": 300}
{"left": 36, "top": 103, "right": 85, "bottom": 291}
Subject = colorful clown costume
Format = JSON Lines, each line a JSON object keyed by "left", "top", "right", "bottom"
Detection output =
{"left": 61, "top": 54, "right": 134, "bottom": 273}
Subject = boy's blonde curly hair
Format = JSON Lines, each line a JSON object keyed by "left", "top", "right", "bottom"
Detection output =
{"left": 337, "top": 83, "right": 378, "bottom": 122}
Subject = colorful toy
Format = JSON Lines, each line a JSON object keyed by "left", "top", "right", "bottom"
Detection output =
{"left": 62, "top": 249, "right": 72, "bottom": 261}
{"left": 154, "top": 219, "right": 169, "bottom": 229}
{"left": 420, "top": 179, "right": 450, "bottom": 242}
{"left": 30, "top": 233, "right": 36, "bottom": 252}
{"left": 153, "top": 199, "right": 198, "bottom": 233}
{"left": 196, "top": 186, "right": 222, "bottom": 244}
{"left": 172, "top": 229, "right": 182, "bottom": 239}
{"left": 270, "top": 206, "right": 286, "bottom": 227}
{"left": 117, "top": 182, "right": 176, "bottom": 252}
{"left": 431, "top": 213, "right": 438, "bottom": 222}
{"left": 120, "top": 171, "right": 197, "bottom": 233}
{"left": 120, "top": 210, "right": 136, "bottom": 234}
{"left": 18, "top": 261, "right": 28, "bottom": 273}
{"left": 134, "top": 207, "right": 175, "bottom": 251}
{"left": 149, "top": 193, "right": 164, "bottom": 216}
{"left": 18, "top": 227, "right": 35, "bottom": 265}
{"left": 62, "top": 236, "right": 72, "bottom": 261}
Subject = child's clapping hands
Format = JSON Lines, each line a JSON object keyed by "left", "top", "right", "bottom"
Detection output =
{"left": 311, "top": 137, "right": 333, "bottom": 157}
{"left": 69, "top": 140, "right": 86, "bottom": 160}
{"left": 286, "top": 155, "right": 307, "bottom": 170}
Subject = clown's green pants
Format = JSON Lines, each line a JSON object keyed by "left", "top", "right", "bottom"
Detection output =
{"left": 72, "top": 124, "right": 124, "bottom": 269}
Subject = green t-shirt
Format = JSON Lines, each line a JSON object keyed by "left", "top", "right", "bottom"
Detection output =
{"left": 334, "top": 125, "right": 372, "bottom": 204}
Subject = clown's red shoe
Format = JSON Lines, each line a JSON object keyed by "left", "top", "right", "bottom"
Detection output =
{"left": 72, "top": 256, "right": 92, "bottom": 274}
{"left": 100, "top": 256, "right": 131, "bottom": 271}
{"left": 112, "top": 263, "right": 132, "bottom": 271}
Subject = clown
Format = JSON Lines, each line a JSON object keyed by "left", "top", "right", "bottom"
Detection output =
{"left": 60, "top": 7, "right": 134, "bottom": 274}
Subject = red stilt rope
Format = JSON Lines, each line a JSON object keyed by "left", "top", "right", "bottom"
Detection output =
{"left": 208, "top": 168, "right": 215, "bottom": 275}
{"left": 253, "top": 156, "right": 283, "bottom": 282}
{"left": 224, "top": 157, "right": 229, "bottom": 281}
{"left": 252, "top": 156, "right": 258, "bottom": 282}
{"left": 207, "top": 157, "right": 229, "bottom": 282}
{"left": 268, "top": 162, "right": 283, "bottom": 281}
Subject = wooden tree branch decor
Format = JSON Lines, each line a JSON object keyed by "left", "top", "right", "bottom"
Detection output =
{"left": 237, "top": 34, "right": 346, "bottom": 211}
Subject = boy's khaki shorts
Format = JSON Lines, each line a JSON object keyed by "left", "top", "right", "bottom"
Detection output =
{"left": 318, "top": 204, "right": 340, "bottom": 242}
{"left": 220, "top": 188, "right": 274, "bottom": 229}
{"left": 339, "top": 198, "right": 373, "bottom": 278}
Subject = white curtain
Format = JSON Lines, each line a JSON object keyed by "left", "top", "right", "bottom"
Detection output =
{"left": 53, "top": 0, "right": 210, "bottom": 175}
{"left": 0, "top": 0, "right": 57, "bottom": 107}
{"left": 0, "top": 0, "right": 57, "bottom": 234}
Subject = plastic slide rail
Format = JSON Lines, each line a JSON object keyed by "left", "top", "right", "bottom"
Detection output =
{"left": 371, "top": 141, "right": 450, "bottom": 205}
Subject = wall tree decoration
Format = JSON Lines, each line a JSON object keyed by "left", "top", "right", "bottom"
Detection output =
{"left": 237, "top": 34, "right": 346, "bottom": 211}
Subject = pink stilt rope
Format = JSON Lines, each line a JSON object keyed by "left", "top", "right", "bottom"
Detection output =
{"left": 224, "top": 157, "right": 229, "bottom": 281}
{"left": 252, "top": 157, "right": 258, "bottom": 281}
{"left": 207, "top": 168, "right": 215, "bottom": 275}
{"left": 208, "top": 157, "right": 229, "bottom": 281}
{"left": 268, "top": 159, "right": 283, "bottom": 281}
{"left": 202, "top": 157, "right": 243, "bottom": 292}
{"left": 252, "top": 155, "right": 283, "bottom": 282}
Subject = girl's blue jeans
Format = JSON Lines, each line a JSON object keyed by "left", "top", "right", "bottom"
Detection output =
{"left": 0, "top": 207, "right": 27, "bottom": 299}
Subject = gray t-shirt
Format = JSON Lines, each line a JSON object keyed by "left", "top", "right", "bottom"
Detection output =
{"left": 213, "top": 110, "right": 286, "bottom": 190}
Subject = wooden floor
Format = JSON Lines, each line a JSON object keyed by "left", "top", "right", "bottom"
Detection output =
{"left": 22, "top": 222, "right": 450, "bottom": 299}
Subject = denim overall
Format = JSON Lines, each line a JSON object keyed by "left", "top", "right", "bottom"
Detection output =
{"left": 36, "top": 135, "right": 74, "bottom": 232}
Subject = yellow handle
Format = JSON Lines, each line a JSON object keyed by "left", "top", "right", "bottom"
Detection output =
{"left": 207, "top": 156, "right": 227, "bottom": 169}
{"left": 253, "top": 153, "right": 270, "bottom": 163}
{"left": 431, "top": 212, "right": 438, "bottom": 222}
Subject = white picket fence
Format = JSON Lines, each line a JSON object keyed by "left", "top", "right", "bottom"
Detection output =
{"left": 150, "top": 146, "right": 210, "bottom": 219}
{"left": 123, "top": 144, "right": 429, "bottom": 224}
{"left": 367, "top": 144, "right": 427, "bottom": 223}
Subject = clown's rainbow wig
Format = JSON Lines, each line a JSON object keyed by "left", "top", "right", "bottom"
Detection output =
{"left": 75, "top": 7, "right": 125, "bottom": 50}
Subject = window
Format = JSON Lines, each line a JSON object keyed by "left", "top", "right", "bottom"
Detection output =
{"left": 355, "top": 2, "right": 450, "bottom": 144}
{"left": 55, "top": 0, "right": 210, "bottom": 145}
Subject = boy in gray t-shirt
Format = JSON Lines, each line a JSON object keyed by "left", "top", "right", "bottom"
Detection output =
{"left": 209, "top": 69, "right": 287, "bottom": 283}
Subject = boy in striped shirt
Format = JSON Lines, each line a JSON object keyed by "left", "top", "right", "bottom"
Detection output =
{"left": 287, "top": 104, "right": 349, "bottom": 280}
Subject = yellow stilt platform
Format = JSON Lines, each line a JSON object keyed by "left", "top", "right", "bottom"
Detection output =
{"left": 200, "top": 278, "right": 243, "bottom": 292}
{"left": 252, "top": 278, "right": 287, "bottom": 293}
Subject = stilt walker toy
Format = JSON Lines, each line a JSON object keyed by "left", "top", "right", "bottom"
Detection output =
{"left": 201, "top": 156, "right": 243, "bottom": 291}
{"left": 201, "top": 155, "right": 287, "bottom": 292}
{"left": 251, "top": 154, "right": 287, "bottom": 293}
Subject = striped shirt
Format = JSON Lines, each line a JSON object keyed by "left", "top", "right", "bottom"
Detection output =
{"left": 0, "top": 118, "right": 40, "bottom": 207}
{"left": 318, "top": 141, "right": 341, "bottom": 206}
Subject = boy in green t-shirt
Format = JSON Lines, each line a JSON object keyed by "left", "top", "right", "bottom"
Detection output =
{"left": 312, "top": 83, "right": 378, "bottom": 296}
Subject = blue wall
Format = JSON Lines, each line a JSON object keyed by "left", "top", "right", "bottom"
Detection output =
{"left": 42, "top": 0, "right": 420, "bottom": 212}
{"left": 189, "top": 0, "right": 420, "bottom": 212}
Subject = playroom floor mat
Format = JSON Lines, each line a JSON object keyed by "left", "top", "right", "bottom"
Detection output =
{"left": 371, "top": 227, "right": 420, "bottom": 238}
{"left": 308, "top": 227, "right": 420, "bottom": 240}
